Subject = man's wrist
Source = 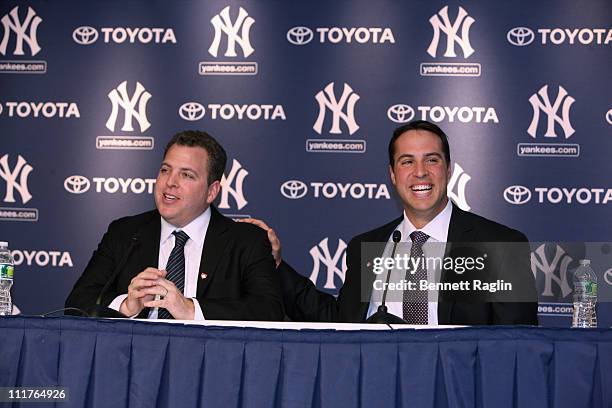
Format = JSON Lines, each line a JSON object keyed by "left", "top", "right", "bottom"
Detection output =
{"left": 176, "top": 298, "right": 196, "bottom": 320}
{"left": 192, "top": 298, "right": 205, "bottom": 320}
{"left": 119, "top": 299, "right": 139, "bottom": 316}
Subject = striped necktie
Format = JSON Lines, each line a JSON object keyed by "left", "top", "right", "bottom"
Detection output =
{"left": 158, "top": 230, "right": 189, "bottom": 319}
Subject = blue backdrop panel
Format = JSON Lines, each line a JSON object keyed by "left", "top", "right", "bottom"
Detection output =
{"left": 0, "top": 0, "right": 610, "bottom": 326}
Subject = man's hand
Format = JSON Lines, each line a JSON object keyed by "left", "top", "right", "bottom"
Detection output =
{"left": 143, "top": 276, "right": 195, "bottom": 320}
{"left": 120, "top": 267, "right": 165, "bottom": 316}
{"left": 120, "top": 267, "right": 195, "bottom": 319}
{"left": 238, "top": 218, "right": 282, "bottom": 267}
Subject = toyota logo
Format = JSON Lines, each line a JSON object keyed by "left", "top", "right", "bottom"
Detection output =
{"left": 280, "top": 180, "right": 308, "bottom": 199}
{"left": 179, "top": 102, "right": 205, "bottom": 121}
{"left": 387, "top": 104, "right": 415, "bottom": 123}
{"left": 503, "top": 185, "right": 531, "bottom": 205}
{"left": 604, "top": 269, "right": 612, "bottom": 286}
{"left": 606, "top": 108, "right": 612, "bottom": 125}
{"left": 72, "top": 26, "right": 99, "bottom": 45}
{"left": 64, "top": 175, "right": 91, "bottom": 194}
{"left": 507, "top": 27, "right": 535, "bottom": 46}
{"left": 287, "top": 26, "right": 314, "bottom": 45}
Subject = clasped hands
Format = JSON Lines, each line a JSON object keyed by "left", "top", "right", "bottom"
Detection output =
{"left": 119, "top": 267, "right": 195, "bottom": 319}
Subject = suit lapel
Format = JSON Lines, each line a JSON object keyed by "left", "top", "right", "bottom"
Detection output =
{"left": 129, "top": 211, "right": 161, "bottom": 274}
{"left": 134, "top": 212, "right": 161, "bottom": 318}
{"left": 358, "top": 216, "right": 403, "bottom": 321}
{"left": 447, "top": 204, "right": 475, "bottom": 243}
{"left": 438, "top": 204, "right": 474, "bottom": 324}
{"left": 196, "top": 206, "right": 230, "bottom": 299}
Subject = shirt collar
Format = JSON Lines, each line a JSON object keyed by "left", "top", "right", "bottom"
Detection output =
{"left": 160, "top": 207, "right": 211, "bottom": 247}
{"left": 400, "top": 200, "right": 453, "bottom": 242}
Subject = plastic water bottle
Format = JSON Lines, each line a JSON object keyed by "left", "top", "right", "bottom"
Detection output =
{"left": 0, "top": 241, "right": 15, "bottom": 316}
{"left": 572, "top": 259, "right": 597, "bottom": 328}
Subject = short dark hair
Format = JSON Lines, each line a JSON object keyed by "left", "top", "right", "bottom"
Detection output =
{"left": 388, "top": 120, "right": 451, "bottom": 166}
{"left": 164, "top": 130, "right": 227, "bottom": 185}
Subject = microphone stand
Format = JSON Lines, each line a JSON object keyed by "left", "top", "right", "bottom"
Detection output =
{"left": 366, "top": 230, "right": 408, "bottom": 324}
{"left": 87, "top": 235, "right": 139, "bottom": 318}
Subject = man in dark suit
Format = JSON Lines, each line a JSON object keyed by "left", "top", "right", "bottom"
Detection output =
{"left": 66, "top": 131, "right": 283, "bottom": 321}
{"left": 247, "top": 120, "right": 537, "bottom": 325}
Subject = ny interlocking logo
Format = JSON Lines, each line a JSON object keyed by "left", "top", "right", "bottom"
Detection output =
{"left": 0, "top": 6, "right": 41, "bottom": 56}
{"left": 219, "top": 159, "right": 248, "bottom": 211}
{"left": 427, "top": 6, "right": 474, "bottom": 58}
{"left": 313, "top": 82, "right": 360, "bottom": 135}
{"left": 0, "top": 154, "right": 32, "bottom": 204}
{"left": 517, "top": 85, "right": 579, "bottom": 157}
{"left": 447, "top": 163, "right": 471, "bottom": 211}
{"left": 199, "top": 6, "right": 257, "bottom": 75}
{"left": 106, "top": 81, "right": 152, "bottom": 132}
{"left": 309, "top": 238, "right": 347, "bottom": 290}
{"left": 528, "top": 85, "right": 575, "bottom": 139}
{"left": 531, "top": 244, "right": 572, "bottom": 298}
{"left": 208, "top": 6, "right": 254, "bottom": 58}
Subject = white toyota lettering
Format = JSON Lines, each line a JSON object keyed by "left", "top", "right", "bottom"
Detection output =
{"left": 207, "top": 104, "right": 286, "bottom": 120}
{"left": 4, "top": 102, "right": 80, "bottom": 118}
{"left": 538, "top": 28, "right": 611, "bottom": 45}
{"left": 534, "top": 187, "right": 612, "bottom": 204}
{"left": 11, "top": 250, "right": 73, "bottom": 267}
{"left": 92, "top": 177, "right": 156, "bottom": 194}
{"left": 316, "top": 27, "right": 395, "bottom": 43}
{"left": 417, "top": 106, "right": 498, "bottom": 123}
{"left": 100, "top": 27, "right": 176, "bottom": 44}
{"left": 310, "top": 182, "right": 390, "bottom": 199}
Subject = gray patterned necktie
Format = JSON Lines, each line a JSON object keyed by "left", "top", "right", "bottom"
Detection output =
{"left": 158, "top": 230, "right": 189, "bottom": 319}
{"left": 402, "top": 231, "right": 429, "bottom": 324}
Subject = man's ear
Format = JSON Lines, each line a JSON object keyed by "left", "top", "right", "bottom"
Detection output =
{"left": 388, "top": 164, "right": 396, "bottom": 186}
{"left": 206, "top": 180, "right": 221, "bottom": 204}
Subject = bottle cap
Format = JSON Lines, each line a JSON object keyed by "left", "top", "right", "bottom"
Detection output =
{"left": 579, "top": 259, "right": 590, "bottom": 266}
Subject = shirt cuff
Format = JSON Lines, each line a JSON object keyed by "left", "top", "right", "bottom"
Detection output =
{"left": 192, "top": 298, "right": 205, "bottom": 320}
{"left": 109, "top": 294, "right": 139, "bottom": 318}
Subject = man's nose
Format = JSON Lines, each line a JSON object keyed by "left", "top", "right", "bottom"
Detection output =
{"left": 414, "top": 160, "right": 427, "bottom": 177}
{"left": 165, "top": 171, "right": 178, "bottom": 187}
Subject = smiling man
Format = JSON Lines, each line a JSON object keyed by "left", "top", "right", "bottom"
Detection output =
{"left": 389, "top": 124, "right": 451, "bottom": 230}
{"left": 270, "top": 120, "right": 538, "bottom": 325}
{"left": 66, "top": 130, "right": 283, "bottom": 321}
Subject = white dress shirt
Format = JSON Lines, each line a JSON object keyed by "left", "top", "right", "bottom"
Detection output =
{"left": 367, "top": 200, "right": 452, "bottom": 324}
{"left": 109, "top": 207, "right": 211, "bottom": 320}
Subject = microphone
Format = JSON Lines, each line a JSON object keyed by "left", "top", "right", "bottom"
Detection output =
{"left": 366, "top": 230, "right": 408, "bottom": 324}
{"left": 87, "top": 234, "right": 140, "bottom": 318}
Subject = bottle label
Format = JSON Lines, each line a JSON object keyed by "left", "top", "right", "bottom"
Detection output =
{"left": 588, "top": 282, "right": 597, "bottom": 297}
{"left": 0, "top": 264, "right": 13, "bottom": 279}
{"left": 576, "top": 281, "right": 597, "bottom": 297}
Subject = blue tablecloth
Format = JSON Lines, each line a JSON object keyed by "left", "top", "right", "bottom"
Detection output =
{"left": 1, "top": 316, "right": 611, "bottom": 408}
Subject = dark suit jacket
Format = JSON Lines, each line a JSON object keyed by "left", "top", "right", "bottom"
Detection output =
{"left": 66, "top": 206, "right": 284, "bottom": 321}
{"left": 280, "top": 204, "right": 538, "bottom": 325}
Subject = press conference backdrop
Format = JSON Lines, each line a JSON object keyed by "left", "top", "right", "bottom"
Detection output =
{"left": 0, "top": 1, "right": 610, "bottom": 326}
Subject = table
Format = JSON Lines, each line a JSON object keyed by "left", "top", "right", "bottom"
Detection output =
{"left": 1, "top": 316, "right": 611, "bottom": 407}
